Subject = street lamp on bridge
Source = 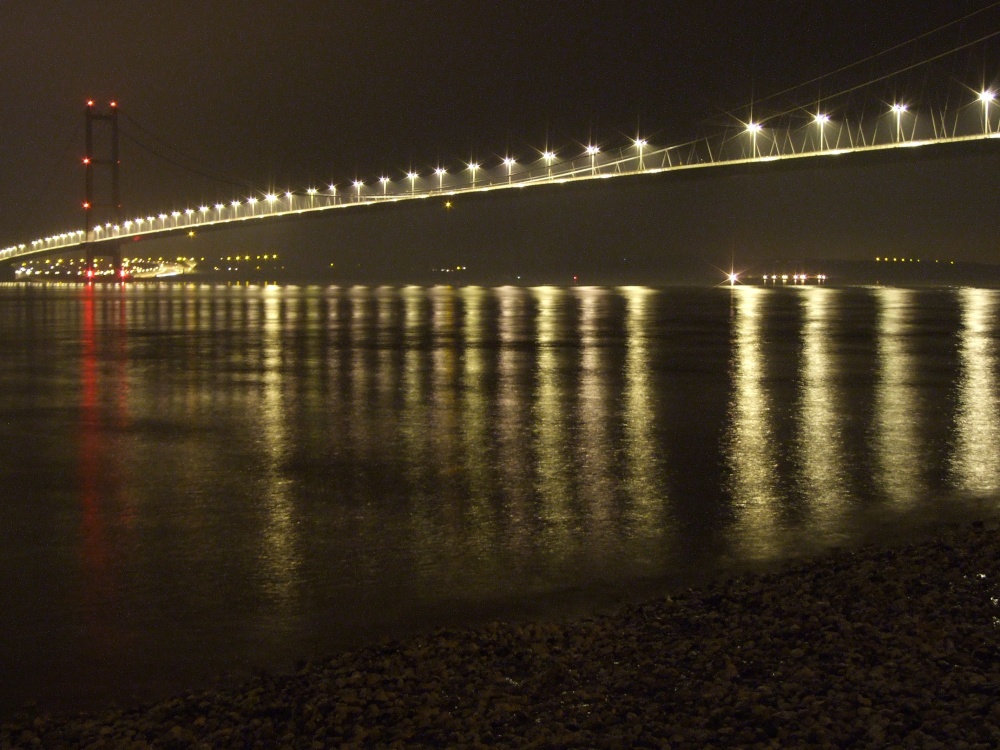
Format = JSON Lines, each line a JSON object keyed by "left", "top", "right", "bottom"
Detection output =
{"left": 585, "top": 144, "right": 600, "bottom": 175}
{"left": 634, "top": 138, "right": 648, "bottom": 170}
{"left": 468, "top": 161, "right": 480, "bottom": 188}
{"left": 979, "top": 90, "right": 995, "bottom": 134}
{"left": 353, "top": 180, "right": 364, "bottom": 202}
{"left": 891, "top": 103, "right": 907, "bottom": 142}
{"left": 746, "top": 122, "right": 762, "bottom": 158}
{"left": 407, "top": 171, "right": 418, "bottom": 195}
{"left": 503, "top": 157, "right": 516, "bottom": 184}
{"left": 542, "top": 150, "right": 556, "bottom": 179}
{"left": 814, "top": 113, "right": 830, "bottom": 151}
{"left": 379, "top": 176, "right": 390, "bottom": 196}
{"left": 435, "top": 167, "right": 446, "bottom": 190}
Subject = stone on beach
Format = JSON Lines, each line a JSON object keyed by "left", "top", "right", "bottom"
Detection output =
{"left": 5, "top": 521, "right": 1000, "bottom": 748}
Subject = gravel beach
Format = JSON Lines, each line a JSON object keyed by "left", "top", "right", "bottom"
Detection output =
{"left": 5, "top": 520, "right": 1000, "bottom": 749}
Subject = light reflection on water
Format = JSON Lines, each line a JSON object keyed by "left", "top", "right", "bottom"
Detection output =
{"left": 1, "top": 282, "right": 999, "bottom": 714}
{"left": 577, "top": 287, "right": 616, "bottom": 533}
{"left": 259, "top": 291, "right": 298, "bottom": 627}
{"left": 534, "top": 286, "right": 574, "bottom": 542}
{"left": 795, "top": 287, "right": 850, "bottom": 535}
{"left": 726, "top": 286, "right": 782, "bottom": 560}
{"left": 874, "top": 287, "right": 924, "bottom": 507}
{"left": 952, "top": 288, "right": 1000, "bottom": 493}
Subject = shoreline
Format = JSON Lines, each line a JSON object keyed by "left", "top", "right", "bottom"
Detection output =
{"left": 5, "top": 519, "right": 1000, "bottom": 748}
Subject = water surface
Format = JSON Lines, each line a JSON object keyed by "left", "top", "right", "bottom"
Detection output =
{"left": 1, "top": 282, "right": 998, "bottom": 714}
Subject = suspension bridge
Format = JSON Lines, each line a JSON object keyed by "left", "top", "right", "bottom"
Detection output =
{"left": 3, "top": 21, "right": 1000, "bottom": 280}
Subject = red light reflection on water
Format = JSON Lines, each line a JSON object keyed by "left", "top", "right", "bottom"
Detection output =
{"left": 77, "top": 286, "right": 132, "bottom": 645}
{"left": 79, "top": 287, "right": 106, "bottom": 583}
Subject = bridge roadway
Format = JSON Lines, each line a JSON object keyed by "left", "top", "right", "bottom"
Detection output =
{"left": 4, "top": 127, "right": 999, "bottom": 266}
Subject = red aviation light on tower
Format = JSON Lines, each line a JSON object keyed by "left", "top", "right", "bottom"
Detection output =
{"left": 86, "top": 100, "right": 94, "bottom": 107}
{"left": 109, "top": 101, "right": 117, "bottom": 108}
{"left": 82, "top": 202, "right": 91, "bottom": 209}
{"left": 82, "top": 157, "right": 90, "bottom": 165}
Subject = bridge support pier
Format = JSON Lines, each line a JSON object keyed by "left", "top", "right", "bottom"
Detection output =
{"left": 83, "top": 100, "right": 122, "bottom": 281}
{"left": 83, "top": 241, "right": 123, "bottom": 281}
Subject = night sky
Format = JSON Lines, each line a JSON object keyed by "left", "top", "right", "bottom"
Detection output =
{"left": 2, "top": 1, "right": 1000, "bottom": 269}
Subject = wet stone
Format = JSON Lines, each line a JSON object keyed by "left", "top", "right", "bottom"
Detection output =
{"left": 7, "top": 521, "right": 1000, "bottom": 747}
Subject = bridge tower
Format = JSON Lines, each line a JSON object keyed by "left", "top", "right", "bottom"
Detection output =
{"left": 83, "top": 100, "right": 123, "bottom": 279}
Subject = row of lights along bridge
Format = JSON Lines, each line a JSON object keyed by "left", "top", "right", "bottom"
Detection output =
{"left": 6, "top": 88, "right": 1000, "bottom": 262}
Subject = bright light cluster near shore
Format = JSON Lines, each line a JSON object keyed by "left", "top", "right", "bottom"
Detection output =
{"left": 13, "top": 253, "right": 282, "bottom": 279}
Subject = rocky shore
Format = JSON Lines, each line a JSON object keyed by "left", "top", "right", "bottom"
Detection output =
{"left": 5, "top": 520, "right": 1000, "bottom": 748}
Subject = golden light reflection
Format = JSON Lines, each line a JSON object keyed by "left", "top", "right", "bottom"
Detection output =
{"left": 874, "top": 288, "right": 923, "bottom": 506}
{"left": 405, "top": 286, "right": 501, "bottom": 594}
{"left": 726, "top": 286, "right": 782, "bottom": 561}
{"left": 322, "top": 287, "right": 345, "bottom": 414}
{"left": 403, "top": 284, "right": 426, "bottom": 349}
{"left": 495, "top": 286, "right": 534, "bottom": 518}
{"left": 430, "top": 286, "right": 459, "bottom": 481}
{"left": 431, "top": 285, "right": 456, "bottom": 343}
{"left": 373, "top": 287, "right": 399, "bottom": 416}
{"left": 242, "top": 291, "right": 263, "bottom": 377}
{"left": 795, "top": 287, "right": 849, "bottom": 532}
{"left": 301, "top": 291, "right": 324, "bottom": 412}
{"left": 951, "top": 288, "right": 1000, "bottom": 493}
{"left": 258, "top": 290, "right": 300, "bottom": 613}
{"left": 461, "top": 286, "right": 486, "bottom": 346}
{"left": 403, "top": 285, "right": 466, "bottom": 587}
{"left": 401, "top": 286, "right": 430, "bottom": 488}
{"left": 621, "top": 286, "right": 669, "bottom": 544}
{"left": 532, "top": 286, "right": 574, "bottom": 543}
{"left": 349, "top": 286, "right": 376, "bottom": 463}
{"left": 575, "top": 287, "right": 614, "bottom": 528}
{"left": 376, "top": 285, "right": 397, "bottom": 330}
{"left": 458, "top": 287, "right": 496, "bottom": 524}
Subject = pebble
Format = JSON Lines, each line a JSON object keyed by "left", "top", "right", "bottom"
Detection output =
{"left": 5, "top": 521, "right": 1000, "bottom": 747}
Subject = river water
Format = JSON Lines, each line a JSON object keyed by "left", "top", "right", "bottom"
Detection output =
{"left": 2, "top": 282, "right": 999, "bottom": 714}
